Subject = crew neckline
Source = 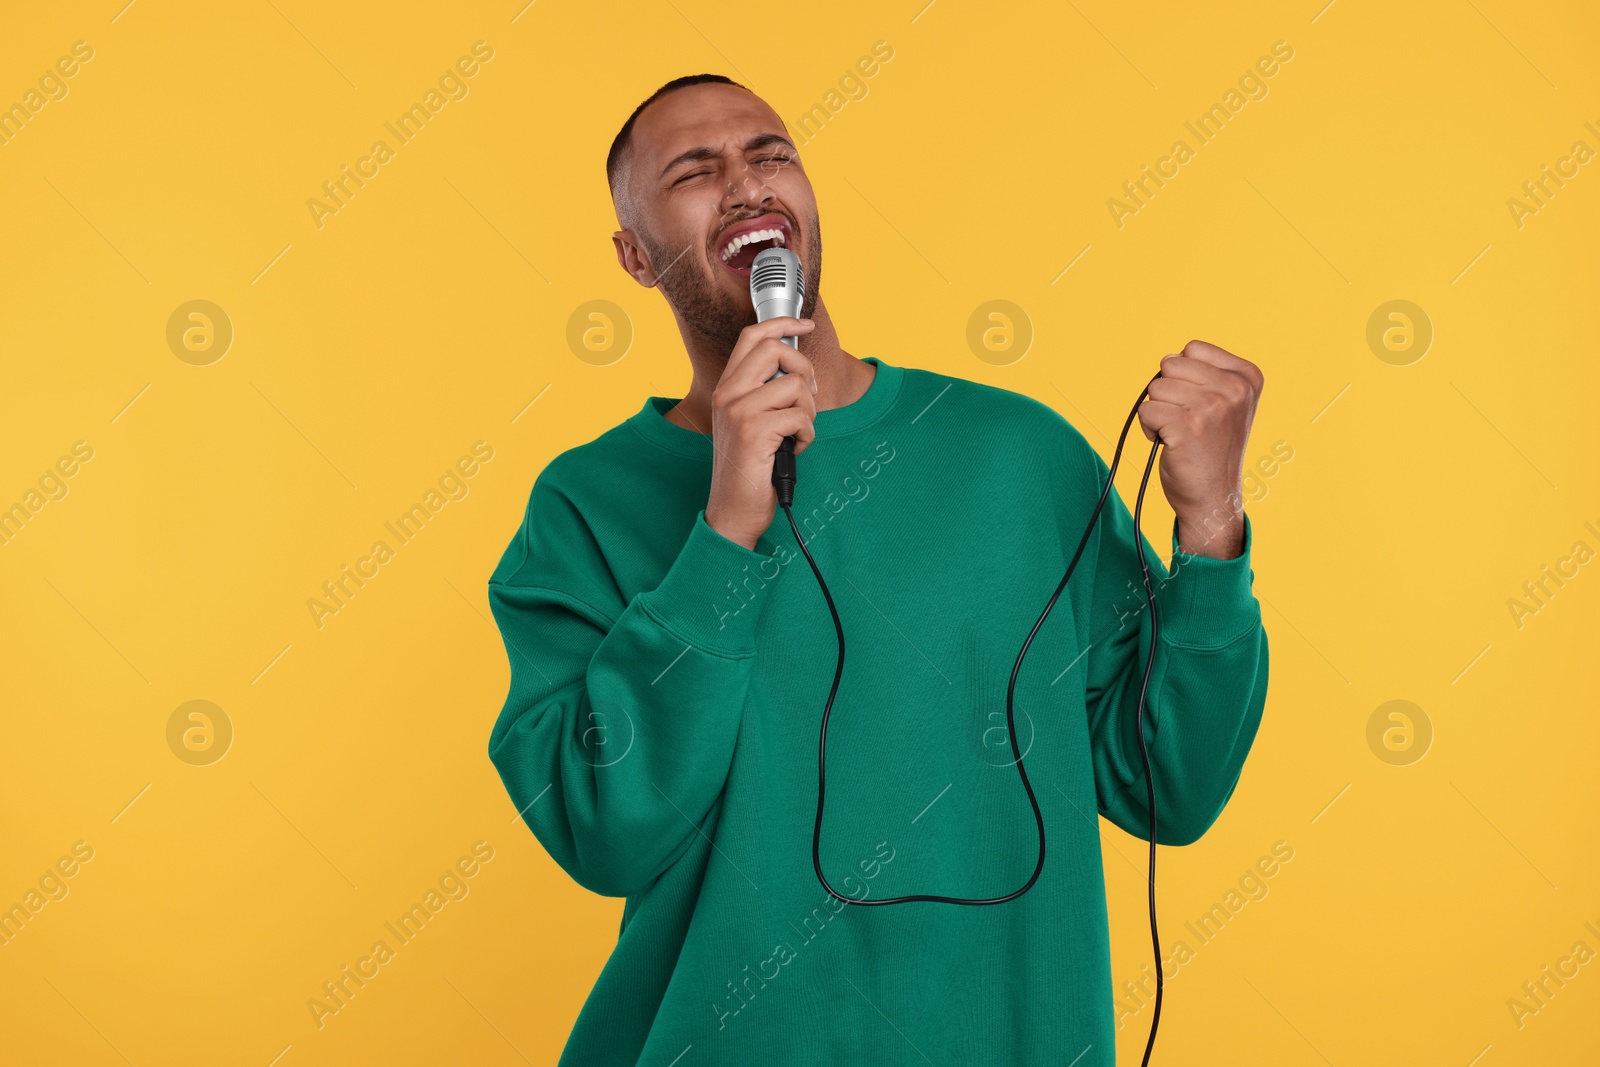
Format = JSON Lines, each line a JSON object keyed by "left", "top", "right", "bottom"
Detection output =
{"left": 626, "top": 356, "right": 903, "bottom": 459}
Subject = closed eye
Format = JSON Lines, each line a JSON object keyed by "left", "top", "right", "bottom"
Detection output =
{"left": 672, "top": 153, "right": 790, "bottom": 187}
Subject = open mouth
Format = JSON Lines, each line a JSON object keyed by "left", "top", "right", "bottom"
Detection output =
{"left": 716, "top": 214, "right": 792, "bottom": 277}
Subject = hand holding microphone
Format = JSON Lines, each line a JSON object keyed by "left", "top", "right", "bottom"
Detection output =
{"left": 703, "top": 246, "right": 816, "bottom": 551}
{"left": 702, "top": 315, "right": 817, "bottom": 551}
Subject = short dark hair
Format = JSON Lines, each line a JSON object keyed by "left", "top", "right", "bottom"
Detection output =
{"left": 606, "top": 73, "right": 748, "bottom": 193}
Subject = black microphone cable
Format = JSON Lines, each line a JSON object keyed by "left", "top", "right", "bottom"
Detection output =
{"left": 776, "top": 371, "right": 1170, "bottom": 1065}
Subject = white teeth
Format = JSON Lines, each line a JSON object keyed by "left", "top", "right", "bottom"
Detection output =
{"left": 720, "top": 227, "right": 787, "bottom": 263}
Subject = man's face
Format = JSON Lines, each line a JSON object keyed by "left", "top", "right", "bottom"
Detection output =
{"left": 614, "top": 83, "right": 822, "bottom": 351}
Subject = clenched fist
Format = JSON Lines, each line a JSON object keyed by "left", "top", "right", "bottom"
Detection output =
{"left": 1138, "top": 339, "right": 1264, "bottom": 560}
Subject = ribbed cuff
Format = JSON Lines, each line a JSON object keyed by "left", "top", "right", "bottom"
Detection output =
{"left": 1156, "top": 511, "right": 1261, "bottom": 648}
{"left": 637, "top": 509, "right": 780, "bottom": 658}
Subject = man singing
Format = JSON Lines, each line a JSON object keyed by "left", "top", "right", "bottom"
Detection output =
{"left": 487, "top": 73, "right": 1269, "bottom": 1066}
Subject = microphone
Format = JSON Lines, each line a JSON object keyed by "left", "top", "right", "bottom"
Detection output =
{"left": 750, "top": 246, "right": 805, "bottom": 507}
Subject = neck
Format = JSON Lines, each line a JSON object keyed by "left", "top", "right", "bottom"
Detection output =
{"left": 664, "top": 295, "right": 876, "bottom": 435}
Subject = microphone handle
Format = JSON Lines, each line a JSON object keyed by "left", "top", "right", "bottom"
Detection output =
{"left": 769, "top": 334, "right": 799, "bottom": 507}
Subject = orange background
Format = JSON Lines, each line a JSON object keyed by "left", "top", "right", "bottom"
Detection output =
{"left": 1, "top": 1, "right": 1596, "bottom": 1064}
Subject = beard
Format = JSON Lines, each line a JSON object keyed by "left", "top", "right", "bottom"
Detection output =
{"left": 642, "top": 213, "right": 823, "bottom": 356}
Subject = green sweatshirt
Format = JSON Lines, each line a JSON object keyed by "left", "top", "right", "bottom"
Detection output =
{"left": 487, "top": 355, "right": 1269, "bottom": 1066}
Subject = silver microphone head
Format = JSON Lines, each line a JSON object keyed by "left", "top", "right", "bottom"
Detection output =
{"left": 750, "top": 246, "right": 805, "bottom": 351}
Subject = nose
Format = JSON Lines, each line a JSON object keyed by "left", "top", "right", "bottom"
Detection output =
{"left": 721, "top": 156, "right": 776, "bottom": 214}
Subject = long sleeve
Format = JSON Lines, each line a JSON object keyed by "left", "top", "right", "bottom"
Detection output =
{"left": 486, "top": 472, "right": 776, "bottom": 897}
{"left": 1069, "top": 436, "right": 1270, "bottom": 847}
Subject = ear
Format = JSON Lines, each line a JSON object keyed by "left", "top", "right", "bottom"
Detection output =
{"left": 613, "top": 230, "right": 658, "bottom": 287}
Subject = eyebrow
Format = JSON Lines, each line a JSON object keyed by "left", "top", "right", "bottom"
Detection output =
{"left": 658, "top": 132, "right": 796, "bottom": 181}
